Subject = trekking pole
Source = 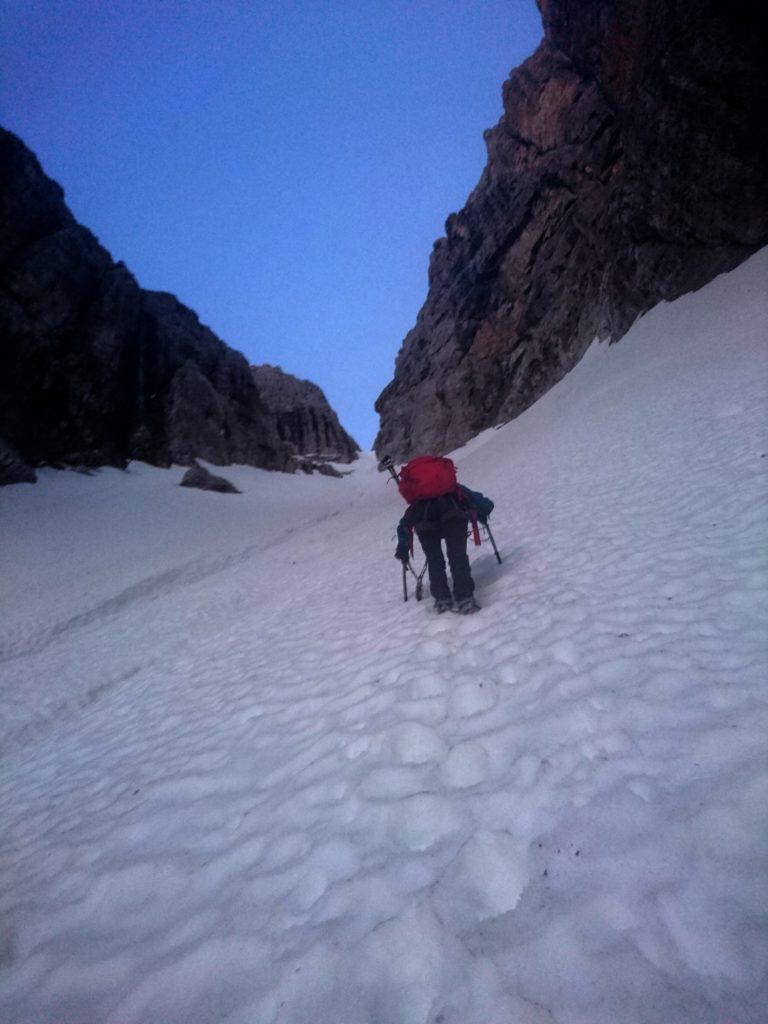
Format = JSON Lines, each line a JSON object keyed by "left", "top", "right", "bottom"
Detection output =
{"left": 402, "top": 560, "right": 408, "bottom": 601}
{"left": 484, "top": 522, "right": 503, "bottom": 564}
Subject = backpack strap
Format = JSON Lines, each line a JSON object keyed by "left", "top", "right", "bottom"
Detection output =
{"left": 455, "top": 485, "right": 481, "bottom": 546}
{"left": 468, "top": 505, "right": 481, "bottom": 547}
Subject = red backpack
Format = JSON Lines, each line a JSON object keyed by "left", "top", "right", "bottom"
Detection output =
{"left": 397, "top": 455, "right": 459, "bottom": 504}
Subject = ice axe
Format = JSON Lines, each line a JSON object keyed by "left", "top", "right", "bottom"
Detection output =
{"left": 381, "top": 454, "right": 399, "bottom": 485}
{"left": 400, "top": 558, "right": 428, "bottom": 602}
{"left": 397, "top": 555, "right": 429, "bottom": 602}
{"left": 466, "top": 520, "right": 503, "bottom": 563}
{"left": 384, "top": 456, "right": 409, "bottom": 601}
{"left": 483, "top": 521, "right": 503, "bottom": 564}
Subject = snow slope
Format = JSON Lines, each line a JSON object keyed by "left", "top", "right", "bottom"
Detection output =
{"left": 1, "top": 250, "right": 767, "bottom": 1023}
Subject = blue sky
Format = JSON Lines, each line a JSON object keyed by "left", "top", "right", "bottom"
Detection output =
{"left": 2, "top": 1, "right": 542, "bottom": 450}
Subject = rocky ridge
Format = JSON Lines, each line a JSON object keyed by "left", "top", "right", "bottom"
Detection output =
{"left": 251, "top": 364, "right": 359, "bottom": 468}
{"left": 374, "top": 0, "right": 768, "bottom": 461}
{"left": 0, "top": 129, "right": 355, "bottom": 482}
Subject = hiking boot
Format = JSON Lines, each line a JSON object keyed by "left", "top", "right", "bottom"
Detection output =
{"left": 435, "top": 598, "right": 454, "bottom": 614}
{"left": 456, "top": 596, "right": 481, "bottom": 615}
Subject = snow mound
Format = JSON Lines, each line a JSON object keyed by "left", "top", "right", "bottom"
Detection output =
{"left": 1, "top": 250, "right": 767, "bottom": 1022}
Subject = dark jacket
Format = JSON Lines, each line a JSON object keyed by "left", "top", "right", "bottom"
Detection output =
{"left": 395, "top": 485, "right": 494, "bottom": 559}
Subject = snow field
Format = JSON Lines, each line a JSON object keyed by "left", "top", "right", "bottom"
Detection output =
{"left": 1, "top": 250, "right": 767, "bottom": 1022}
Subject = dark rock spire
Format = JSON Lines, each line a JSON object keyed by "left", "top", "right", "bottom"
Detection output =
{"left": 251, "top": 364, "right": 359, "bottom": 465}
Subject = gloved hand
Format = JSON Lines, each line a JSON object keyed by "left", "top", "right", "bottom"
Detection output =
{"left": 394, "top": 545, "right": 409, "bottom": 562}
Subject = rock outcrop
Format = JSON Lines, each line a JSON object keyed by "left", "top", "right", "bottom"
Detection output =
{"left": 252, "top": 364, "right": 359, "bottom": 466}
{"left": 0, "top": 128, "right": 290, "bottom": 476}
{"left": 179, "top": 462, "right": 241, "bottom": 494}
{"left": 0, "top": 439, "right": 36, "bottom": 485}
{"left": 375, "top": 0, "right": 768, "bottom": 461}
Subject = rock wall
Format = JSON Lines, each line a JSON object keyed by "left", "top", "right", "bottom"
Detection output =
{"left": 0, "top": 129, "right": 290, "bottom": 476}
{"left": 251, "top": 364, "right": 359, "bottom": 464}
{"left": 374, "top": 0, "right": 768, "bottom": 461}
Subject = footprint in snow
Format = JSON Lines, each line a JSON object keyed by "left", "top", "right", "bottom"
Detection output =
{"left": 407, "top": 671, "right": 447, "bottom": 699}
{"left": 391, "top": 794, "right": 463, "bottom": 852}
{"left": 450, "top": 680, "right": 498, "bottom": 718}
{"left": 359, "top": 765, "right": 429, "bottom": 800}
{"left": 440, "top": 740, "right": 490, "bottom": 788}
{"left": 387, "top": 721, "right": 448, "bottom": 764}
{"left": 432, "top": 829, "right": 530, "bottom": 928}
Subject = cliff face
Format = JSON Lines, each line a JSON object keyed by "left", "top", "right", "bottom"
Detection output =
{"left": 0, "top": 129, "right": 290, "bottom": 476}
{"left": 251, "top": 365, "right": 359, "bottom": 465}
{"left": 374, "top": 0, "right": 768, "bottom": 461}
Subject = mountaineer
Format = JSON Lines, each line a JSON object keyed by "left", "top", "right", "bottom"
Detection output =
{"left": 391, "top": 455, "right": 494, "bottom": 614}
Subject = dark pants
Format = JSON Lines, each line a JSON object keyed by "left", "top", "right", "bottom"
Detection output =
{"left": 417, "top": 517, "right": 474, "bottom": 603}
